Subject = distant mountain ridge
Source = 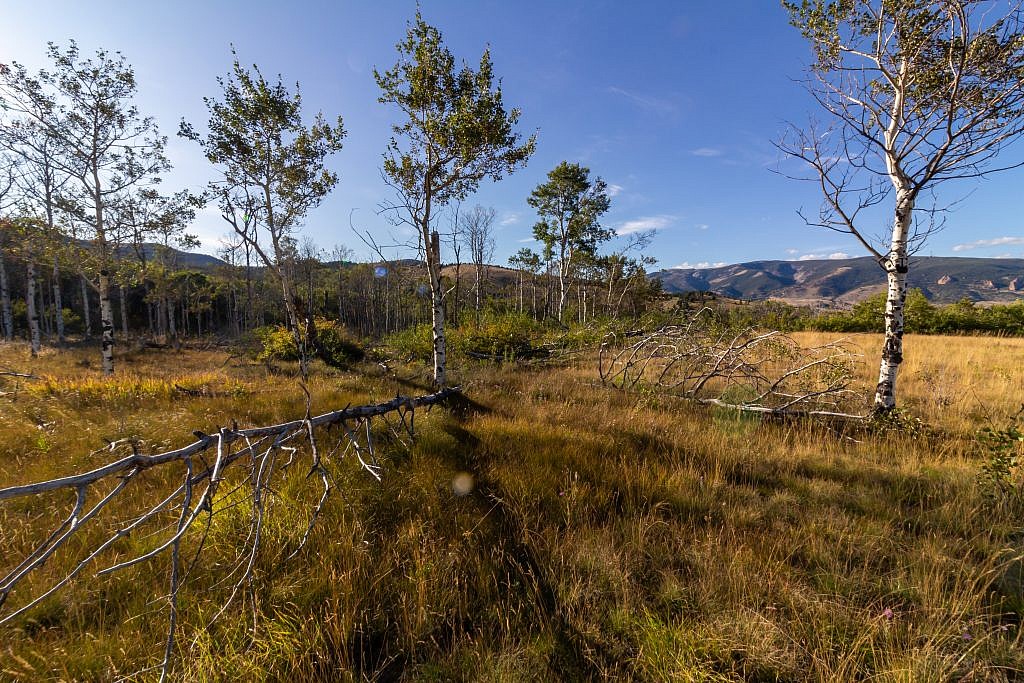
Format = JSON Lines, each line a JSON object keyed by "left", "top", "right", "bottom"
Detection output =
{"left": 69, "top": 240, "right": 229, "bottom": 269}
{"left": 117, "top": 243, "right": 227, "bottom": 269}
{"left": 651, "top": 256, "right": 1024, "bottom": 306}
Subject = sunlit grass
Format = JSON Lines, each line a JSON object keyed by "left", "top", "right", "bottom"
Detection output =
{"left": 0, "top": 334, "right": 1022, "bottom": 681}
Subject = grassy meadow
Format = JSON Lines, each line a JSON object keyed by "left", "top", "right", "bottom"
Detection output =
{"left": 0, "top": 332, "right": 1023, "bottom": 681}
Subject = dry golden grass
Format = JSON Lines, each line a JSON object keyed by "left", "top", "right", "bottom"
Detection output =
{"left": 0, "top": 333, "right": 1022, "bottom": 681}
{"left": 792, "top": 331, "right": 1024, "bottom": 433}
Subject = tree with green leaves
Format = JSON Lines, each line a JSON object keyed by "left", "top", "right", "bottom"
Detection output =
{"left": 781, "top": 0, "right": 1024, "bottom": 411}
{"left": 181, "top": 52, "right": 345, "bottom": 370}
{"left": 1, "top": 41, "right": 169, "bottom": 374}
{"left": 528, "top": 161, "right": 612, "bottom": 323}
{"left": 376, "top": 12, "right": 535, "bottom": 387}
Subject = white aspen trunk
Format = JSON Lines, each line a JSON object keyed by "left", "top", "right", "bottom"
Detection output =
{"left": 26, "top": 261, "right": 41, "bottom": 356}
{"left": 426, "top": 229, "right": 447, "bottom": 388}
{"left": 99, "top": 270, "right": 115, "bottom": 375}
{"left": 0, "top": 248, "right": 12, "bottom": 342}
{"left": 429, "top": 262, "right": 447, "bottom": 388}
{"left": 557, "top": 260, "right": 569, "bottom": 323}
{"left": 518, "top": 270, "right": 524, "bottom": 313}
{"left": 119, "top": 285, "right": 129, "bottom": 340}
{"left": 874, "top": 189, "right": 914, "bottom": 411}
{"left": 52, "top": 257, "right": 64, "bottom": 344}
{"left": 80, "top": 275, "right": 92, "bottom": 339}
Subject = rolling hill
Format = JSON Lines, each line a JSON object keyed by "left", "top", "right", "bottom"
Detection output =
{"left": 651, "top": 256, "right": 1024, "bottom": 306}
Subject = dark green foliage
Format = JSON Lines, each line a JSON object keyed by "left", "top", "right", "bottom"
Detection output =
{"left": 180, "top": 54, "right": 345, "bottom": 217}
{"left": 529, "top": 162, "right": 613, "bottom": 259}
{"left": 375, "top": 12, "right": 536, "bottom": 210}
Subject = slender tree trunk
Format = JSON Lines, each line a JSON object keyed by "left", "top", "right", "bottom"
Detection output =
{"left": 474, "top": 262, "right": 483, "bottom": 326}
{"left": 518, "top": 270, "right": 524, "bottom": 313}
{"left": 26, "top": 261, "right": 41, "bottom": 356}
{"left": 245, "top": 249, "right": 254, "bottom": 331}
{"left": 426, "top": 229, "right": 447, "bottom": 387}
{"left": 0, "top": 248, "right": 11, "bottom": 342}
{"left": 451, "top": 257, "right": 461, "bottom": 327}
{"left": 231, "top": 287, "right": 240, "bottom": 337}
{"left": 119, "top": 285, "right": 129, "bottom": 340}
{"left": 168, "top": 297, "right": 177, "bottom": 344}
{"left": 99, "top": 271, "right": 115, "bottom": 375}
{"left": 531, "top": 275, "right": 538, "bottom": 320}
{"left": 81, "top": 275, "right": 92, "bottom": 339}
{"left": 557, "top": 263, "right": 568, "bottom": 322}
{"left": 874, "top": 189, "right": 914, "bottom": 412}
{"left": 40, "top": 275, "right": 52, "bottom": 340}
{"left": 52, "top": 257, "right": 65, "bottom": 344}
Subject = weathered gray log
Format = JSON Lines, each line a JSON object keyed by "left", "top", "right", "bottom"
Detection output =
{"left": 0, "top": 386, "right": 461, "bottom": 502}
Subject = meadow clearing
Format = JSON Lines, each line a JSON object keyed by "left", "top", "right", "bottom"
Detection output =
{"left": 0, "top": 332, "right": 1022, "bottom": 681}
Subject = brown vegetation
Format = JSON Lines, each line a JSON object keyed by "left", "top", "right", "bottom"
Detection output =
{"left": 0, "top": 333, "right": 1022, "bottom": 680}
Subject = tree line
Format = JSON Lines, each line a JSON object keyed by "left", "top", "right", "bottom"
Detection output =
{"left": 0, "top": 14, "right": 661, "bottom": 382}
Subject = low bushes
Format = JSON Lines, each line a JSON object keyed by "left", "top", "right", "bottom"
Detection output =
{"left": 256, "top": 319, "right": 365, "bottom": 367}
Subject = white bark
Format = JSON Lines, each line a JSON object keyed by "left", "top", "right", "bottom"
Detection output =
{"left": 0, "top": 248, "right": 11, "bottom": 342}
{"left": 874, "top": 189, "right": 914, "bottom": 411}
{"left": 557, "top": 244, "right": 570, "bottom": 323}
{"left": 99, "top": 271, "right": 114, "bottom": 375}
{"left": 26, "top": 261, "right": 41, "bottom": 356}
{"left": 427, "top": 251, "right": 447, "bottom": 388}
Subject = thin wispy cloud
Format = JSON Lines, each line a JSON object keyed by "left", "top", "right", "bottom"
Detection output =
{"left": 617, "top": 214, "right": 674, "bottom": 236}
{"left": 690, "top": 147, "right": 723, "bottom": 157}
{"left": 952, "top": 236, "right": 1024, "bottom": 252}
{"left": 674, "top": 261, "right": 726, "bottom": 269}
{"left": 517, "top": 237, "right": 538, "bottom": 243}
{"left": 606, "top": 86, "right": 678, "bottom": 115}
{"left": 694, "top": 223, "right": 709, "bottom": 230}
{"left": 499, "top": 212, "right": 520, "bottom": 226}
{"left": 607, "top": 183, "right": 624, "bottom": 197}
{"left": 797, "top": 252, "right": 850, "bottom": 261}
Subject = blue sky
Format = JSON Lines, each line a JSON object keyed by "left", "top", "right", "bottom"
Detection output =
{"left": 3, "top": 0, "right": 1023, "bottom": 267}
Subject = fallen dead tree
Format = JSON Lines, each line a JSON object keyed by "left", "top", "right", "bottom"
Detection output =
{"left": 599, "top": 310, "right": 864, "bottom": 419}
{"left": 0, "top": 386, "right": 460, "bottom": 680}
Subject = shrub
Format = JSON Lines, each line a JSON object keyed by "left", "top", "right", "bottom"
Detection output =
{"left": 316, "top": 319, "right": 365, "bottom": 366}
{"left": 256, "top": 319, "right": 364, "bottom": 367}
{"left": 453, "top": 312, "right": 543, "bottom": 360}
{"left": 384, "top": 323, "right": 434, "bottom": 361}
{"left": 978, "top": 411, "right": 1024, "bottom": 502}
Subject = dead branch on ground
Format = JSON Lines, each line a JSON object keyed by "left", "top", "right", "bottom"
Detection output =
{"left": 0, "top": 386, "right": 460, "bottom": 681}
{"left": 599, "top": 309, "right": 864, "bottom": 419}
